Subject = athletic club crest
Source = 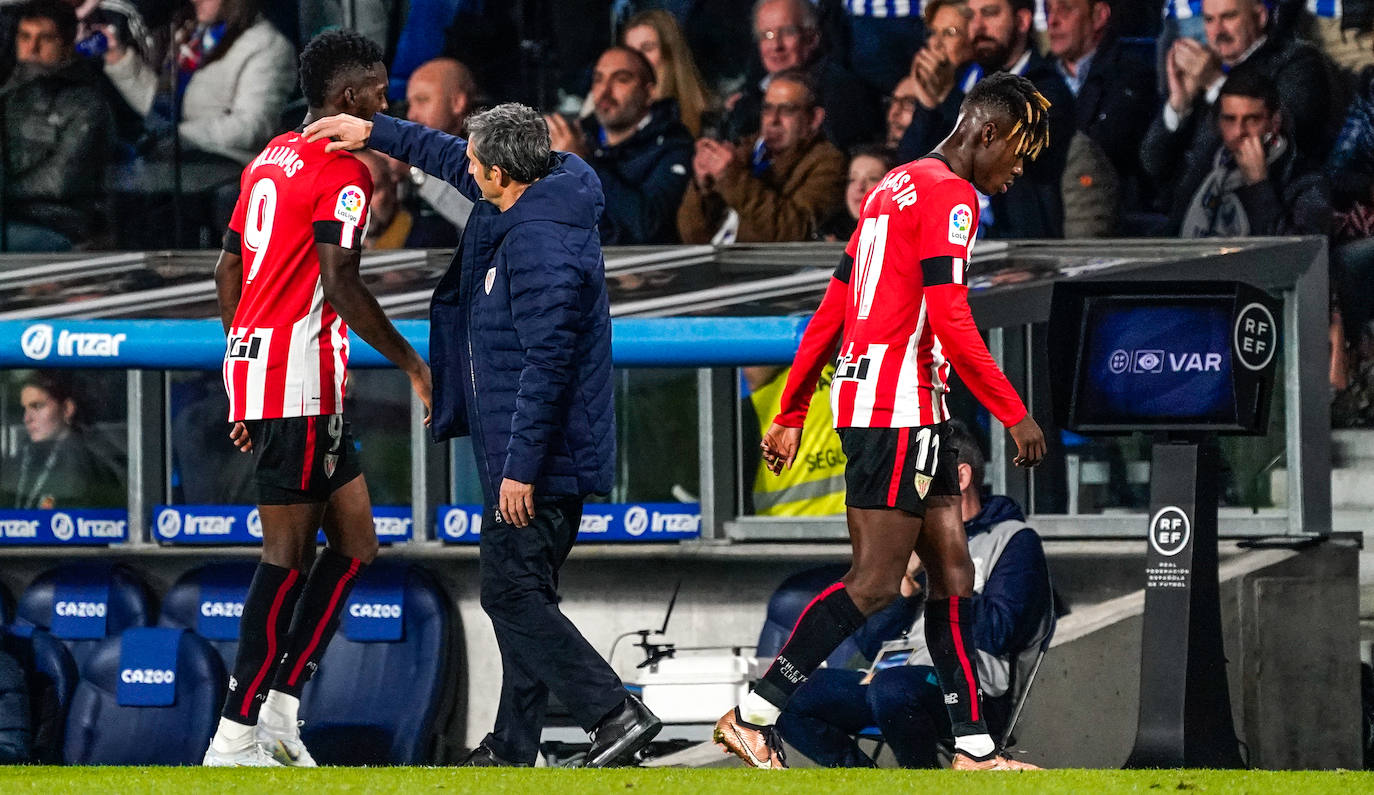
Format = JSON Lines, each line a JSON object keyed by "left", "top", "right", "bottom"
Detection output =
{"left": 484, "top": 266, "right": 496, "bottom": 295}
{"left": 914, "top": 472, "right": 932, "bottom": 499}
{"left": 324, "top": 453, "right": 338, "bottom": 479}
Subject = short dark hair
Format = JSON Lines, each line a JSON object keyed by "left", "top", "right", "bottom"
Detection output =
{"left": 961, "top": 71, "right": 1051, "bottom": 160}
{"left": 946, "top": 418, "right": 986, "bottom": 492}
{"left": 769, "top": 67, "right": 822, "bottom": 110}
{"left": 1218, "top": 67, "right": 1280, "bottom": 115}
{"left": 21, "top": 370, "right": 82, "bottom": 425}
{"left": 16, "top": 0, "right": 77, "bottom": 47}
{"left": 299, "top": 29, "right": 384, "bottom": 108}
{"left": 1009, "top": 0, "right": 1036, "bottom": 14}
{"left": 847, "top": 143, "right": 897, "bottom": 172}
{"left": 465, "top": 103, "right": 552, "bottom": 184}
{"left": 602, "top": 45, "right": 656, "bottom": 87}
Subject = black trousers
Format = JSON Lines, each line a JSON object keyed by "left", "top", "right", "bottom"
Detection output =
{"left": 478, "top": 495, "right": 626, "bottom": 764}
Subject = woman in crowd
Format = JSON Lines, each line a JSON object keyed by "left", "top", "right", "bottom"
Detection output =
{"left": 1, "top": 372, "right": 124, "bottom": 510}
{"left": 98, "top": 0, "right": 295, "bottom": 165}
{"left": 622, "top": 9, "right": 714, "bottom": 138}
{"left": 816, "top": 145, "right": 897, "bottom": 242}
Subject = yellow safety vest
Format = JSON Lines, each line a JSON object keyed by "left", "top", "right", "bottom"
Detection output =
{"left": 750, "top": 364, "right": 847, "bottom": 516}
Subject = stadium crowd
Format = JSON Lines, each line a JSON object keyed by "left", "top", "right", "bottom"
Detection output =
{"left": 2, "top": 0, "right": 1374, "bottom": 416}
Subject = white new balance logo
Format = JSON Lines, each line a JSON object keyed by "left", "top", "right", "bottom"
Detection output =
{"left": 944, "top": 693, "right": 959, "bottom": 705}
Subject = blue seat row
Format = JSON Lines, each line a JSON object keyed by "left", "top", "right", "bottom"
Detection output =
{"left": 0, "top": 562, "right": 458, "bottom": 765}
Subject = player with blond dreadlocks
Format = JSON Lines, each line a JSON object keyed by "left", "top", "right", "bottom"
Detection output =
{"left": 712, "top": 72, "right": 1050, "bottom": 771}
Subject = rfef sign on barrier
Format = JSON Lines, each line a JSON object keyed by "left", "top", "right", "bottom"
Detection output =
{"left": 152, "top": 505, "right": 413, "bottom": 544}
{"left": 436, "top": 503, "right": 701, "bottom": 544}
{"left": 0, "top": 509, "right": 127, "bottom": 545}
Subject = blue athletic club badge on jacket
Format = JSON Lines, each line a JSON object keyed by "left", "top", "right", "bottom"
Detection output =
{"left": 484, "top": 267, "right": 496, "bottom": 295}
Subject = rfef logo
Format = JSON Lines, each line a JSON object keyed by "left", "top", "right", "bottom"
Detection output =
{"left": 1149, "top": 506, "right": 1191, "bottom": 557}
{"left": 1234, "top": 302, "right": 1277, "bottom": 372}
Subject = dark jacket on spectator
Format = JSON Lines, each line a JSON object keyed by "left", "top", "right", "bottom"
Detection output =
{"left": 1073, "top": 35, "right": 1158, "bottom": 212}
{"left": 677, "top": 132, "right": 845, "bottom": 244}
{"left": 0, "top": 648, "right": 29, "bottom": 763}
{"left": 725, "top": 53, "right": 883, "bottom": 152}
{"left": 368, "top": 114, "right": 615, "bottom": 503}
{"left": 897, "top": 51, "right": 1073, "bottom": 239}
{"left": 1147, "top": 36, "right": 1335, "bottom": 177}
{"left": 580, "top": 99, "right": 694, "bottom": 245}
{"left": 1, "top": 60, "right": 113, "bottom": 244}
{"left": 1327, "top": 66, "right": 1374, "bottom": 205}
{"left": 1155, "top": 127, "right": 1331, "bottom": 237}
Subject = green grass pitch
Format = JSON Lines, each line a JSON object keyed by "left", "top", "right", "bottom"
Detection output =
{"left": 2, "top": 768, "right": 1371, "bottom": 794}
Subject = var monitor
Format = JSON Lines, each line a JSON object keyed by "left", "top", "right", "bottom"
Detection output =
{"left": 1047, "top": 281, "right": 1280, "bottom": 435}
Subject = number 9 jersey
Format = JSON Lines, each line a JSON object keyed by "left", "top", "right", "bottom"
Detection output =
{"left": 775, "top": 155, "right": 1026, "bottom": 431}
{"left": 221, "top": 131, "right": 372, "bottom": 422}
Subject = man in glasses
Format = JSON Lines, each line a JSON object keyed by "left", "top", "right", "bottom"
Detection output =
{"left": 678, "top": 68, "right": 845, "bottom": 244}
{"left": 722, "top": 0, "right": 880, "bottom": 152}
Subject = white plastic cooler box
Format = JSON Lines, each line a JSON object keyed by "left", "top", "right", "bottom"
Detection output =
{"left": 633, "top": 653, "right": 760, "bottom": 724}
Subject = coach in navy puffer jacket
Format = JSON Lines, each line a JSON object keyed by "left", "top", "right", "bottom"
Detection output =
{"left": 366, "top": 112, "right": 615, "bottom": 505}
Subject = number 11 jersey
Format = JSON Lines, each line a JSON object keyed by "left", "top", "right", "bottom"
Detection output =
{"left": 829, "top": 155, "right": 1023, "bottom": 429}
{"left": 221, "top": 131, "right": 372, "bottom": 422}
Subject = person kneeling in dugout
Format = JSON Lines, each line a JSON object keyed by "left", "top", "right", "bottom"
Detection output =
{"left": 776, "top": 419, "right": 1053, "bottom": 768}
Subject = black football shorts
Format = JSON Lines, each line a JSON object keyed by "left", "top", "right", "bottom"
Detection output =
{"left": 838, "top": 422, "right": 960, "bottom": 516}
{"left": 246, "top": 414, "right": 362, "bottom": 505}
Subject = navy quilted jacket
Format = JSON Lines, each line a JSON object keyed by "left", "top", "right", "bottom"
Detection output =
{"left": 369, "top": 114, "right": 616, "bottom": 503}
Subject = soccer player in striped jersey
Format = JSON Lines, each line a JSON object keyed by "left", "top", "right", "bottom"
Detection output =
{"left": 713, "top": 72, "right": 1049, "bottom": 771}
{"left": 203, "top": 30, "right": 431, "bottom": 767}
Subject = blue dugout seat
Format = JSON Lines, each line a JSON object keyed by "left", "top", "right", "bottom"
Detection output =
{"left": 299, "top": 563, "right": 458, "bottom": 765}
{"left": 0, "top": 626, "right": 78, "bottom": 763}
{"left": 756, "top": 564, "right": 864, "bottom": 669}
{"left": 16, "top": 564, "right": 154, "bottom": 668}
{"left": 64, "top": 628, "right": 223, "bottom": 765}
{"left": 157, "top": 562, "right": 258, "bottom": 671}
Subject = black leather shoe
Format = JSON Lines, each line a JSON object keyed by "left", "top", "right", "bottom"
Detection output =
{"left": 583, "top": 694, "right": 663, "bottom": 768}
{"left": 460, "top": 742, "right": 527, "bottom": 767}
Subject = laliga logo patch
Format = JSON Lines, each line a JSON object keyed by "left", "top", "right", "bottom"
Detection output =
{"left": 444, "top": 509, "right": 469, "bottom": 538}
{"left": 50, "top": 512, "right": 74, "bottom": 542}
{"left": 914, "top": 473, "right": 932, "bottom": 500}
{"left": 246, "top": 509, "right": 263, "bottom": 539}
{"left": 157, "top": 509, "right": 181, "bottom": 539}
{"left": 624, "top": 506, "right": 649, "bottom": 537}
{"left": 334, "top": 185, "right": 365, "bottom": 226}
{"left": 484, "top": 267, "right": 496, "bottom": 295}
{"left": 947, "top": 204, "right": 972, "bottom": 245}
{"left": 22, "top": 324, "right": 53, "bottom": 360}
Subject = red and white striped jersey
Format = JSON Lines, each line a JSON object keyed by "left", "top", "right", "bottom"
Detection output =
{"left": 221, "top": 131, "right": 371, "bottom": 421}
{"left": 776, "top": 155, "right": 1026, "bottom": 430}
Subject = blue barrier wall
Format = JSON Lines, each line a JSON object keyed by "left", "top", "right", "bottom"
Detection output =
{"left": 0, "top": 318, "right": 810, "bottom": 369}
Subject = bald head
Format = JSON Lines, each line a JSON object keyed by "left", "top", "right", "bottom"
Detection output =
{"left": 406, "top": 57, "right": 477, "bottom": 134}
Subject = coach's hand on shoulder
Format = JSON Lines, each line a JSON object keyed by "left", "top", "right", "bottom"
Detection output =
{"left": 499, "top": 478, "right": 535, "bottom": 528}
{"left": 229, "top": 422, "right": 253, "bottom": 453}
{"left": 1009, "top": 415, "right": 1045, "bottom": 468}
{"left": 304, "top": 114, "right": 373, "bottom": 153}
{"left": 761, "top": 422, "right": 802, "bottom": 475}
